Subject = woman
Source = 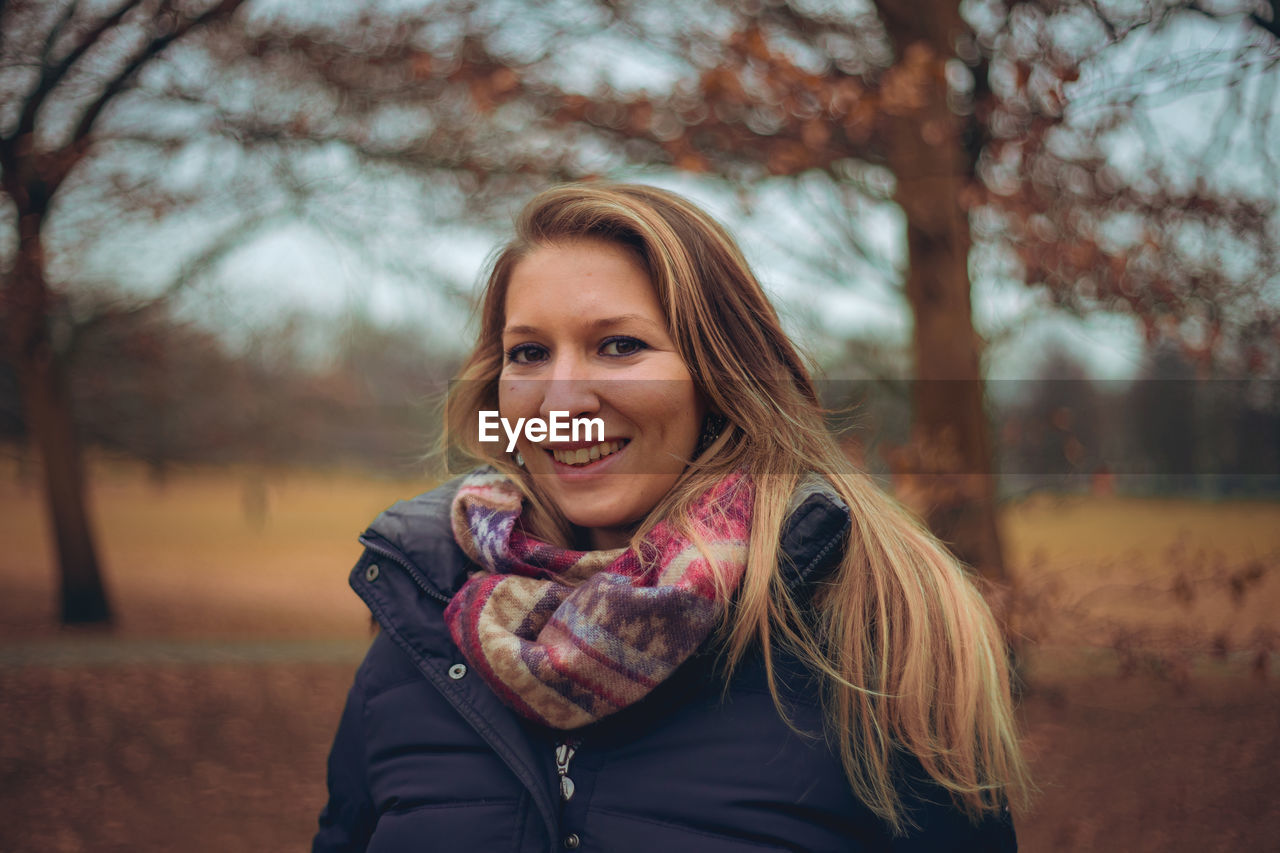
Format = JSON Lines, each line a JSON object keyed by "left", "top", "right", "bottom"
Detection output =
{"left": 314, "top": 183, "right": 1029, "bottom": 852}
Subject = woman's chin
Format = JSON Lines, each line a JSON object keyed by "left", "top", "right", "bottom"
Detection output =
{"left": 541, "top": 484, "right": 638, "bottom": 533}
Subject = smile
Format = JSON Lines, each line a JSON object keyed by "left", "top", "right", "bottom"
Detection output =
{"left": 548, "top": 440, "right": 628, "bottom": 466}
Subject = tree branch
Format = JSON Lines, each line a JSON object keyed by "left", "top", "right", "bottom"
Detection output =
{"left": 41, "top": 1, "right": 83, "bottom": 68}
{"left": 71, "top": 0, "right": 247, "bottom": 145}
{"left": 155, "top": 202, "right": 287, "bottom": 303}
{"left": 7, "top": 0, "right": 147, "bottom": 145}
{"left": 1252, "top": 0, "right": 1280, "bottom": 40}
{"left": 1082, "top": 0, "right": 1121, "bottom": 41}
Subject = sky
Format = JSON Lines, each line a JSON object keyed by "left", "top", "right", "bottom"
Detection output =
{"left": 173, "top": 165, "right": 1154, "bottom": 381}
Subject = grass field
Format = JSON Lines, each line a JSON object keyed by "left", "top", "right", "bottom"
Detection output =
{"left": 2, "top": 458, "right": 1278, "bottom": 851}
{"left": 0, "top": 458, "right": 418, "bottom": 640}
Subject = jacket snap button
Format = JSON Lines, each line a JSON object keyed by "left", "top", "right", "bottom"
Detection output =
{"left": 364, "top": 564, "right": 380, "bottom": 582}
{"left": 448, "top": 664, "right": 467, "bottom": 680}
{"left": 563, "top": 834, "right": 580, "bottom": 849}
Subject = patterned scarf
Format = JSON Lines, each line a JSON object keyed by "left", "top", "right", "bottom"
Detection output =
{"left": 444, "top": 467, "right": 754, "bottom": 730}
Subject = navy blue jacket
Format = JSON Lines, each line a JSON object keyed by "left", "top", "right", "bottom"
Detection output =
{"left": 314, "top": 475, "right": 1017, "bottom": 852}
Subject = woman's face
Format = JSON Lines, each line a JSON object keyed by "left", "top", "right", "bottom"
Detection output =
{"left": 498, "top": 239, "right": 704, "bottom": 550}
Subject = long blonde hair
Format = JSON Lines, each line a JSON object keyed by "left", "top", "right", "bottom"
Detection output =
{"left": 444, "top": 182, "right": 1029, "bottom": 831}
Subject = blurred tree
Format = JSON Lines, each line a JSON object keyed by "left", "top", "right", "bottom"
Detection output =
{"left": 58, "top": 295, "right": 449, "bottom": 473}
{"left": 994, "top": 344, "right": 1109, "bottom": 493}
{"left": 5, "top": 0, "right": 1278, "bottom": 625}
{"left": 1, "top": 0, "right": 250, "bottom": 624}
{"left": 532, "top": 0, "right": 1280, "bottom": 584}
{"left": 1132, "top": 340, "right": 1201, "bottom": 492}
{"left": 223, "top": 0, "right": 1280, "bottom": 585}
{"left": 0, "top": 0, "right": 533, "bottom": 624}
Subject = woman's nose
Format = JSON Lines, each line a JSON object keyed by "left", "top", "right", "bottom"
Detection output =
{"left": 538, "top": 359, "right": 601, "bottom": 421}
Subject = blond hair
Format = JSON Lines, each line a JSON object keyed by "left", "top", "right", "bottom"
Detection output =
{"left": 444, "top": 182, "right": 1029, "bottom": 831}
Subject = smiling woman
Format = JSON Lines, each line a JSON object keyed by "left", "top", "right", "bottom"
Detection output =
{"left": 497, "top": 239, "right": 705, "bottom": 550}
{"left": 314, "top": 183, "right": 1030, "bottom": 852}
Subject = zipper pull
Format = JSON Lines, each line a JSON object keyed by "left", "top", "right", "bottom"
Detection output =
{"left": 555, "top": 741, "right": 578, "bottom": 801}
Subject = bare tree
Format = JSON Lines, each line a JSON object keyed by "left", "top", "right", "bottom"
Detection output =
{"left": 5, "top": 0, "right": 1276, "bottom": 625}
{"left": 526, "top": 0, "right": 1280, "bottom": 587}
{"left": 1, "top": 0, "right": 250, "bottom": 623}
{"left": 0, "top": 0, "right": 618, "bottom": 625}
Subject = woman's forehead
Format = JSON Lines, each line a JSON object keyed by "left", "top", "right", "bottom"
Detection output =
{"left": 501, "top": 241, "right": 664, "bottom": 328}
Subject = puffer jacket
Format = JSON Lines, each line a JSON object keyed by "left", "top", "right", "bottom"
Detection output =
{"left": 313, "top": 474, "right": 1017, "bottom": 852}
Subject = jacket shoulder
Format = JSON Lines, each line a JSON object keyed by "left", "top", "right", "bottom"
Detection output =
{"left": 359, "top": 472, "right": 472, "bottom": 599}
{"left": 780, "top": 473, "right": 852, "bottom": 594}
{"left": 366, "top": 473, "right": 467, "bottom": 544}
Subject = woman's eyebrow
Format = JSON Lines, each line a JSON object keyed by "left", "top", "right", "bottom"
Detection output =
{"left": 502, "top": 314, "right": 659, "bottom": 337}
{"left": 586, "top": 314, "right": 659, "bottom": 330}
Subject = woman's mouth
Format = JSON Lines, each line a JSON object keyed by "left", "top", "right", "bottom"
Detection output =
{"left": 548, "top": 439, "right": 628, "bottom": 467}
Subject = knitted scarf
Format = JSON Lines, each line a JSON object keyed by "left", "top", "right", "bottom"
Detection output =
{"left": 444, "top": 467, "right": 753, "bottom": 730}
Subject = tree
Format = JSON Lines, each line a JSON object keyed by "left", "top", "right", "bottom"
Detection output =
{"left": 531, "top": 0, "right": 1280, "bottom": 586}
{"left": 7, "top": 0, "right": 1277, "bottom": 624}
{"left": 0, "top": 0, "right": 607, "bottom": 625}
{"left": 1, "top": 0, "right": 252, "bottom": 623}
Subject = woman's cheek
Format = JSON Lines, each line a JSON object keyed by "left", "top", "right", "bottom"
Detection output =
{"left": 498, "top": 382, "right": 537, "bottom": 418}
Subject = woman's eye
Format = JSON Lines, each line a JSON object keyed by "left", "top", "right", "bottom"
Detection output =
{"left": 601, "top": 337, "right": 647, "bottom": 357}
{"left": 504, "top": 344, "right": 547, "bottom": 365}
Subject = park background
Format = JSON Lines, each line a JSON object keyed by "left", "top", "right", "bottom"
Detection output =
{"left": 2, "top": 0, "right": 1278, "bottom": 850}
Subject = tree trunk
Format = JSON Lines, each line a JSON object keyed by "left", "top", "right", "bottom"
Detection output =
{"left": 878, "top": 4, "right": 1007, "bottom": 585}
{"left": 5, "top": 221, "right": 113, "bottom": 625}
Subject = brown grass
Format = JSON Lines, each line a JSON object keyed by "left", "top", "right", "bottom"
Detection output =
{"left": 1002, "top": 493, "right": 1280, "bottom": 683}
{"left": 0, "top": 456, "right": 432, "bottom": 640}
{"left": 1, "top": 459, "right": 1278, "bottom": 851}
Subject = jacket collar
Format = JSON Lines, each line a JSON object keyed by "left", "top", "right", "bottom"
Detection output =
{"left": 362, "top": 470, "right": 851, "bottom": 601}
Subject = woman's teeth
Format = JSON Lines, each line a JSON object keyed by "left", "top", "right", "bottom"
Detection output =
{"left": 550, "top": 440, "right": 625, "bottom": 466}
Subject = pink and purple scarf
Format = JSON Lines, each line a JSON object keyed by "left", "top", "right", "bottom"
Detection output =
{"left": 445, "top": 468, "right": 754, "bottom": 730}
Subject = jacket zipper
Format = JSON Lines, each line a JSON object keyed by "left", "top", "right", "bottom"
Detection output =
{"left": 358, "top": 535, "right": 452, "bottom": 605}
{"left": 358, "top": 531, "right": 562, "bottom": 846}
{"left": 554, "top": 741, "right": 579, "bottom": 801}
